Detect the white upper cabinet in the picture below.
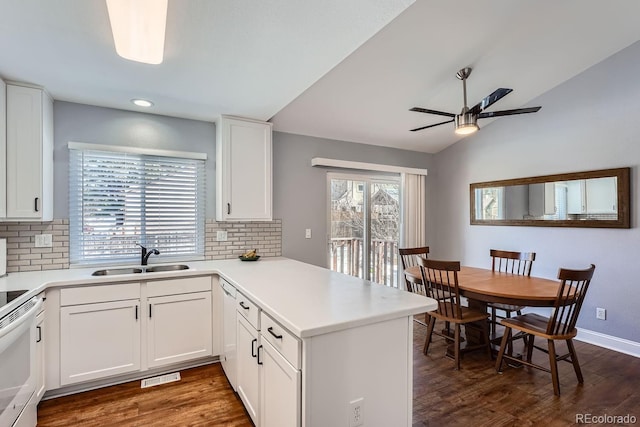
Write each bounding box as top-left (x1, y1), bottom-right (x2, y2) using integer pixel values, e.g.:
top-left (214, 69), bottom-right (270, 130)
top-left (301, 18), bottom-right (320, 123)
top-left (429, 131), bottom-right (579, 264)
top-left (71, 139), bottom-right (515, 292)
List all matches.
top-left (567, 177), bottom-right (617, 215)
top-left (216, 115), bottom-right (272, 221)
top-left (0, 78), bottom-right (6, 218)
top-left (585, 176), bottom-right (617, 214)
top-left (5, 83), bottom-right (53, 221)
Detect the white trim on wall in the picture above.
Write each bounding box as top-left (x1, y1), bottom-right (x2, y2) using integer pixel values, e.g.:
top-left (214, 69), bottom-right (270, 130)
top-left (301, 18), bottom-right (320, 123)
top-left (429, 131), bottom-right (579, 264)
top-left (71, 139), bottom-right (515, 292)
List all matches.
top-left (68, 141), bottom-right (208, 160)
top-left (312, 157), bottom-right (428, 176)
top-left (576, 328), bottom-right (640, 358)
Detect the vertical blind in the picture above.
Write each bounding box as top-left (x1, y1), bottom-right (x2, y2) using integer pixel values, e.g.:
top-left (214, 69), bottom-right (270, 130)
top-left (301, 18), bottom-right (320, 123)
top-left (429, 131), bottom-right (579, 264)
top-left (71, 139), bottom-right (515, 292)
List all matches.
top-left (69, 148), bottom-right (206, 264)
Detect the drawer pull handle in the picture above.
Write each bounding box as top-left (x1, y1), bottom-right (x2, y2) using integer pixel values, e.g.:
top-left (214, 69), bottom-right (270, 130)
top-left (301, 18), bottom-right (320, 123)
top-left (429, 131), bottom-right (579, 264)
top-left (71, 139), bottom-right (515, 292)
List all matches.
top-left (35, 197), bottom-right (39, 212)
top-left (267, 327), bottom-right (283, 340)
top-left (251, 338), bottom-right (257, 358)
top-left (239, 301), bottom-right (250, 310)
top-left (36, 326), bottom-right (42, 343)
top-left (135, 305), bottom-right (138, 320)
top-left (257, 345), bottom-right (263, 365)
top-left (227, 203), bottom-right (231, 215)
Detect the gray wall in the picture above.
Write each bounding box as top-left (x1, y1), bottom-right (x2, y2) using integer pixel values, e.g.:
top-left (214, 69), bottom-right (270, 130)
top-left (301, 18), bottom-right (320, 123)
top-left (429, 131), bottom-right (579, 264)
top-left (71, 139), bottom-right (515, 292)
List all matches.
top-left (273, 132), bottom-right (434, 267)
top-left (430, 41), bottom-right (640, 342)
top-left (53, 102), bottom-right (216, 218)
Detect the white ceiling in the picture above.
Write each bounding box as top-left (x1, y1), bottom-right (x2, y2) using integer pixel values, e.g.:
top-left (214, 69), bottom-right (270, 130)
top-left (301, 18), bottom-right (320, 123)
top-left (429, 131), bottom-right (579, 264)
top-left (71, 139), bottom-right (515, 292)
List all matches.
top-left (0, 0), bottom-right (412, 121)
top-left (2, 1), bottom-right (640, 154)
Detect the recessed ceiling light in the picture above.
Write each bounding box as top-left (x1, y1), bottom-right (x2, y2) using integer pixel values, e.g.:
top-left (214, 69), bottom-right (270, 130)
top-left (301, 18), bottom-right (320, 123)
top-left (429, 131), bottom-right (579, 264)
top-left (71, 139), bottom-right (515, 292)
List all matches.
top-left (131, 99), bottom-right (154, 107)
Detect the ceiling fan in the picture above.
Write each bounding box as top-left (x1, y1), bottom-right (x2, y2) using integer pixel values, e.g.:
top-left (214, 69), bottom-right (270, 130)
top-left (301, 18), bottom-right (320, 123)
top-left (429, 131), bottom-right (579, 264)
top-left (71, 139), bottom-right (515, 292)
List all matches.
top-left (409, 67), bottom-right (541, 135)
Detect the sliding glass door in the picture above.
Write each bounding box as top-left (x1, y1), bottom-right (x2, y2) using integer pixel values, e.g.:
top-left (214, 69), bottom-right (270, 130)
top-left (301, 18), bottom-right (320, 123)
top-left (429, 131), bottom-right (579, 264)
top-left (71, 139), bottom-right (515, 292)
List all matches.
top-left (328, 174), bottom-right (400, 287)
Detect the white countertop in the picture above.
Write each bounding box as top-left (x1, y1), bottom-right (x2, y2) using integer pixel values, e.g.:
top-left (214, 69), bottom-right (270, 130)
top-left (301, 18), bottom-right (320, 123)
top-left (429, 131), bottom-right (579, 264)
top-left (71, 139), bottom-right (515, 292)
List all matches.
top-left (0, 257), bottom-right (436, 338)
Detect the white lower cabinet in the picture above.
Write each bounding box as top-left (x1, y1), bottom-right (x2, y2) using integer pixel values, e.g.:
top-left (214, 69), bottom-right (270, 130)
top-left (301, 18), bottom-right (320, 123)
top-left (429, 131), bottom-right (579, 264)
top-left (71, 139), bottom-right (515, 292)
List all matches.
top-left (60, 299), bottom-right (141, 385)
top-left (35, 308), bottom-right (46, 402)
top-left (57, 277), bottom-right (213, 387)
top-left (220, 279), bottom-right (238, 390)
top-left (147, 291), bottom-right (212, 368)
top-left (260, 339), bottom-right (301, 427)
top-left (235, 293), bottom-right (301, 427)
top-left (237, 314), bottom-right (261, 425)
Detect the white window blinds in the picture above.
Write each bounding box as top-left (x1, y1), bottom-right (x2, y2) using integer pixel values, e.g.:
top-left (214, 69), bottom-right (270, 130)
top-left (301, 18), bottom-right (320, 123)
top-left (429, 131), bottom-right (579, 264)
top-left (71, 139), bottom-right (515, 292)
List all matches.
top-left (69, 147), bottom-right (206, 265)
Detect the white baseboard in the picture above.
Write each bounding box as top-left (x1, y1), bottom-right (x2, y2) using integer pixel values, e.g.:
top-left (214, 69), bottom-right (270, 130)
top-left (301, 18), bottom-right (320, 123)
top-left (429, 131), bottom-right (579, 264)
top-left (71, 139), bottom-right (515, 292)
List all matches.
top-left (576, 328), bottom-right (640, 358)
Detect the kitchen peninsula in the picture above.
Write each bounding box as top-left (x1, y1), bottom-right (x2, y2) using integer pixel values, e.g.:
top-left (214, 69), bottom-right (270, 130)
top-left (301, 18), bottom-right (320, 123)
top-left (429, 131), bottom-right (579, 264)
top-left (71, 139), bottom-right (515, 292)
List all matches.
top-left (0, 257), bottom-right (436, 427)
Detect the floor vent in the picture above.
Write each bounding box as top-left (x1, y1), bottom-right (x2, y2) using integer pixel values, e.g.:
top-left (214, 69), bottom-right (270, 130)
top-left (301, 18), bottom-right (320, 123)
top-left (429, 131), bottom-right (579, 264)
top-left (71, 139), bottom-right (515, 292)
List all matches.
top-left (141, 372), bottom-right (181, 388)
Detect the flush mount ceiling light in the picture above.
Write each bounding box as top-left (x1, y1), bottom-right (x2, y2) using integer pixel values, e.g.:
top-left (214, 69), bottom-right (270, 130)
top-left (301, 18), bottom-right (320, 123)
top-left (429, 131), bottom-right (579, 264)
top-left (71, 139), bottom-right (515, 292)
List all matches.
top-left (106, 0), bottom-right (168, 65)
top-left (131, 99), bottom-right (154, 107)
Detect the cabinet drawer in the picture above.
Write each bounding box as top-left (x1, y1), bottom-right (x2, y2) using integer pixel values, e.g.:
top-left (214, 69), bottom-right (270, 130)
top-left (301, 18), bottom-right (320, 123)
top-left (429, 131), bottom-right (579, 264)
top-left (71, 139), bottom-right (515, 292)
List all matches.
top-left (237, 292), bottom-right (259, 330)
top-left (260, 312), bottom-right (300, 369)
top-left (147, 276), bottom-right (212, 297)
top-left (60, 283), bottom-right (140, 306)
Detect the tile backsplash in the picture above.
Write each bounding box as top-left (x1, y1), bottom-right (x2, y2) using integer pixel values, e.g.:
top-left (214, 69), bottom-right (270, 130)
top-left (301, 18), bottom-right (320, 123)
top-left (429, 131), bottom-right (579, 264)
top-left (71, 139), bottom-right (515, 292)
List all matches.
top-left (0, 219), bottom-right (282, 273)
top-left (0, 219), bottom-right (70, 272)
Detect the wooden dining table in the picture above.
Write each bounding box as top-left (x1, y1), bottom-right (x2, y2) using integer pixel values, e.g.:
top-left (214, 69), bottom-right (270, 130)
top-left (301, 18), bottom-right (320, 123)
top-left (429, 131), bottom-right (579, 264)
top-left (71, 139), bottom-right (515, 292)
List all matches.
top-left (404, 265), bottom-right (562, 352)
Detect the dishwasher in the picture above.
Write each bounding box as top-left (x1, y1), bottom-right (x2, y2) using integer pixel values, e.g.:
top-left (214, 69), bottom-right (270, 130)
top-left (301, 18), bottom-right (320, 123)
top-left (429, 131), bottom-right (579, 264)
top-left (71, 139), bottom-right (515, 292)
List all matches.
top-left (220, 279), bottom-right (237, 391)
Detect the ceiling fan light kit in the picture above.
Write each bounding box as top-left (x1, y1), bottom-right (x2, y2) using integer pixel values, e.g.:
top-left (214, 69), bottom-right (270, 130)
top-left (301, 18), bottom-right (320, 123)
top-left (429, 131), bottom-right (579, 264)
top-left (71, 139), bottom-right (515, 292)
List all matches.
top-left (106, 0), bottom-right (168, 65)
top-left (410, 67), bottom-right (541, 135)
top-left (454, 112), bottom-right (478, 135)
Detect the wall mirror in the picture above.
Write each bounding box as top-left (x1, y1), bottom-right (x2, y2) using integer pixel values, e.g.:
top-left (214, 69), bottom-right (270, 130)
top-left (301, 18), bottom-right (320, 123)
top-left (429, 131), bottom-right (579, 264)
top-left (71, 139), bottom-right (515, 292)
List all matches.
top-left (470, 167), bottom-right (630, 228)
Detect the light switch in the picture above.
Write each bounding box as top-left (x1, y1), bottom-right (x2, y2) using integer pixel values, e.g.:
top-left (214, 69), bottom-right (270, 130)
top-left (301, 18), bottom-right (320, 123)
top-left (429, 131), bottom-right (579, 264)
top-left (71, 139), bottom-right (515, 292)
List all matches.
top-left (305, 228), bottom-right (312, 239)
top-left (216, 231), bottom-right (228, 241)
top-left (35, 234), bottom-right (53, 248)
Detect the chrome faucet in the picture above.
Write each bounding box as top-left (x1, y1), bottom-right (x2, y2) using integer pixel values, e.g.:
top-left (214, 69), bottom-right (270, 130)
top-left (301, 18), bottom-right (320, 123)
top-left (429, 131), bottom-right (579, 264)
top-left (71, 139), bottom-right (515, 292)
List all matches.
top-left (136, 243), bottom-right (160, 266)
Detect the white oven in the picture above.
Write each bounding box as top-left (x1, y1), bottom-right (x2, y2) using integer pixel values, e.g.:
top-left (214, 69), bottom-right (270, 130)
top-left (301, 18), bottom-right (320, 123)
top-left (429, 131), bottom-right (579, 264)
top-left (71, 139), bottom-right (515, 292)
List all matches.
top-left (0, 296), bottom-right (42, 427)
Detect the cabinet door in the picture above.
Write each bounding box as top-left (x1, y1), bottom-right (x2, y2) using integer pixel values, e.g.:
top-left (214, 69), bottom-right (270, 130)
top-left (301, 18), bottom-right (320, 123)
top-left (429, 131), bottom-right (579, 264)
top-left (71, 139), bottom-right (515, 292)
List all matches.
top-left (585, 177), bottom-right (617, 214)
top-left (217, 116), bottom-right (272, 221)
top-left (6, 84), bottom-right (51, 219)
top-left (0, 78), bottom-right (6, 218)
top-left (566, 179), bottom-right (586, 214)
top-left (221, 282), bottom-right (238, 390)
top-left (147, 291), bottom-right (213, 368)
top-left (260, 340), bottom-right (301, 427)
top-left (35, 310), bottom-right (46, 402)
top-left (60, 299), bottom-right (141, 385)
top-left (237, 315), bottom-right (260, 426)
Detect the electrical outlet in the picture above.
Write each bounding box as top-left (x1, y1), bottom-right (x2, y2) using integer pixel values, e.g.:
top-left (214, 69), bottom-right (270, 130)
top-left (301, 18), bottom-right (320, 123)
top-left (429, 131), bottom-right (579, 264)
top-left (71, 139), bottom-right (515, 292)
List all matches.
top-left (216, 231), bottom-right (228, 242)
top-left (349, 398), bottom-right (364, 427)
top-left (35, 234), bottom-right (53, 248)
top-left (596, 307), bottom-right (606, 320)
top-left (305, 228), bottom-right (312, 239)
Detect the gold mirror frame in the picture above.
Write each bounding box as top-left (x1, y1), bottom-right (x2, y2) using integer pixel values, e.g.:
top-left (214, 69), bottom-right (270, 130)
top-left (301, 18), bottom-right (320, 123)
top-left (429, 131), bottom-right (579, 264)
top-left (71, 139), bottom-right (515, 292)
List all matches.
top-left (470, 167), bottom-right (630, 228)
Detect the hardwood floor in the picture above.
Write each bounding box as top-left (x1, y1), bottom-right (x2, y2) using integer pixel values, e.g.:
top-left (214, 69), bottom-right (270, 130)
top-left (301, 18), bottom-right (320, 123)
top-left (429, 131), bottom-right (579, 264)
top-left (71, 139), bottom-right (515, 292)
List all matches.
top-left (38, 325), bottom-right (640, 426)
top-left (37, 364), bottom-right (252, 427)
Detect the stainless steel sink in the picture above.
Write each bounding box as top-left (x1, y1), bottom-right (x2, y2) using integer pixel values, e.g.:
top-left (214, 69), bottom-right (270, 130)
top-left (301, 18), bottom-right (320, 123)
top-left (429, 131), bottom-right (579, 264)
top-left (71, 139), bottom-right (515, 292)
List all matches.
top-left (92, 267), bottom-right (143, 276)
top-left (144, 264), bottom-right (190, 273)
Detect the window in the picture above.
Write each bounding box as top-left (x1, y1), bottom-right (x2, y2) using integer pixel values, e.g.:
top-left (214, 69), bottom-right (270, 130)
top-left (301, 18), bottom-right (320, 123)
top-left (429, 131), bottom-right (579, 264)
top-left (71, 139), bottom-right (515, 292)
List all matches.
top-left (69, 143), bottom-right (206, 265)
top-left (475, 187), bottom-right (505, 220)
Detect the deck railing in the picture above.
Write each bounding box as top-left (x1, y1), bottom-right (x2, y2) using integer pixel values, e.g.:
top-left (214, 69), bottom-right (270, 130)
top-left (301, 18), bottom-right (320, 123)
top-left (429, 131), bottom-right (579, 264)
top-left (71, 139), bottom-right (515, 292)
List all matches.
top-left (330, 238), bottom-right (399, 288)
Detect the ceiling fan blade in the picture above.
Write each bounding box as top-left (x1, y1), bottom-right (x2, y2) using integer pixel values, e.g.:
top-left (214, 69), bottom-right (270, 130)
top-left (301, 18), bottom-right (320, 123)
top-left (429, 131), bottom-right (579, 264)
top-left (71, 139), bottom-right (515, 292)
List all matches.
top-left (410, 119), bottom-right (454, 132)
top-left (469, 88), bottom-right (513, 114)
top-left (410, 107), bottom-right (456, 118)
top-left (478, 106), bottom-right (541, 118)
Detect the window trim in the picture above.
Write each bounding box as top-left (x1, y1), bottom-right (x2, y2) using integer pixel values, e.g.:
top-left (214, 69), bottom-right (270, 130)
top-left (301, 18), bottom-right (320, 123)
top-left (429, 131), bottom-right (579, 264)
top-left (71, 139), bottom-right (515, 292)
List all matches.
top-left (68, 141), bottom-right (207, 161)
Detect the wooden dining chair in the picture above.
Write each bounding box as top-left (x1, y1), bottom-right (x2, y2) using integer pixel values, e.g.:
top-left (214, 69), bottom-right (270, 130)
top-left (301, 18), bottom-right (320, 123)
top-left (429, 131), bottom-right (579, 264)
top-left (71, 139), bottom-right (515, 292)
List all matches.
top-left (495, 264), bottom-right (595, 395)
top-left (488, 249), bottom-right (537, 338)
top-left (399, 247), bottom-right (430, 327)
top-left (399, 246), bottom-right (430, 293)
top-left (420, 260), bottom-right (491, 370)
top-left (400, 246), bottom-right (430, 305)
